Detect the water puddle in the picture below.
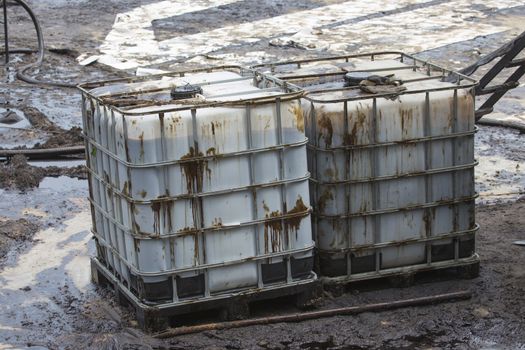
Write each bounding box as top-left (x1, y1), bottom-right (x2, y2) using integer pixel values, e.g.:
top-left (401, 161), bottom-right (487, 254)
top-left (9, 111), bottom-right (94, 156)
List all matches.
top-left (0, 107), bottom-right (47, 150)
top-left (39, 176), bottom-right (87, 192)
top-left (29, 159), bottom-right (86, 168)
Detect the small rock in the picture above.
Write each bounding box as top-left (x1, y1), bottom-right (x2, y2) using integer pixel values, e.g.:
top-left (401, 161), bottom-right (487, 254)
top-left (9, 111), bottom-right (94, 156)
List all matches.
top-left (20, 286), bottom-right (31, 292)
top-left (258, 340), bottom-right (268, 347)
top-left (0, 110), bottom-right (22, 124)
top-left (473, 306), bottom-right (490, 318)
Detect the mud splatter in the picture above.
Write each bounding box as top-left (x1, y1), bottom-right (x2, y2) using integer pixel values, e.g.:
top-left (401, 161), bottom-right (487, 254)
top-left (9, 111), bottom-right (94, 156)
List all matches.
top-left (0, 155), bottom-right (44, 190)
top-left (317, 113), bottom-right (333, 148)
top-left (0, 219), bottom-right (39, 260)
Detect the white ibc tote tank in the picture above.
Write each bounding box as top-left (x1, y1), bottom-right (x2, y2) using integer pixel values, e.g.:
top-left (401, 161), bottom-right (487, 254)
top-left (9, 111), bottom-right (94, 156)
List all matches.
top-left (254, 53), bottom-right (479, 281)
top-left (80, 67), bottom-right (316, 303)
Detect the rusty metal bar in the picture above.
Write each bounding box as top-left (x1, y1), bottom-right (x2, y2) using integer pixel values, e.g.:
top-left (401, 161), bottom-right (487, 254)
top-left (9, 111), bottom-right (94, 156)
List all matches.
top-left (318, 223), bottom-right (478, 254)
top-left (310, 101), bottom-right (319, 245)
top-left (316, 193), bottom-right (477, 220)
top-left (424, 91), bottom-right (432, 265)
top-left (311, 161), bottom-right (478, 186)
top-left (90, 195), bottom-right (310, 239)
top-left (92, 256), bottom-right (317, 312)
top-left (343, 100), bottom-right (352, 278)
top-left (81, 103), bottom-right (474, 172)
top-left (507, 57), bottom-right (525, 68)
top-left (252, 52), bottom-right (476, 99)
top-left (83, 127), bottom-right (308, 168)
top-left (322, 254), bottom-right (478, 284)
top-left (245, 104), bottom-right (263, 288)
top-left (477, 81), bottom-right (520, 95)
top-left (3, 0), bottom-right (8, 64)
top-left (171, 268), bottom-right (179, 303)
top-left (371, 97), bottom-right (380, 272)
top-left (93, 230), bottom-right (315, 278)
top-left (88, 168), bottom-right (310, 205)
top-left (452, 89), bottom-right (459, 261)
top-left (78, 67), bottom-right (304, 116)
top-left (476, 63), bottom-right (525, 120)
top-left (154, 290), bottom-right (472, 338)
top-left (97, 75), bottom-right (254, 99)
top-left (476, 31), bottom-right (525, 91)
top-left (80, 65), bottom-right (247, 88)
top-left (303, 85), bottom-right (475, 104)
top-left (89, 189), bottom-right (476, 242)
top-left (251, 51), bottom-right (404, 70)
top-left (308, 128), bottom-right (477, 152)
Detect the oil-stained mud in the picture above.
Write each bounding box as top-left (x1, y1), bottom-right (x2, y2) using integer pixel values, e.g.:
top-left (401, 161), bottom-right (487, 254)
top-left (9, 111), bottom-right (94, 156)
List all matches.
top-left (0, 155), bottom-right (87, 190)
top-left (0, 154), bottom-right (45, 190)
top-left (0, 218), bottom-right (39, 260)
top-left (0, 106), bottom-right (84, 150)
top-left (34, 126), bottom-right (84, 149)
top-left (41, 164), bottom-right (88, 180)
top-left (165, 200), bottom-right (525, 350)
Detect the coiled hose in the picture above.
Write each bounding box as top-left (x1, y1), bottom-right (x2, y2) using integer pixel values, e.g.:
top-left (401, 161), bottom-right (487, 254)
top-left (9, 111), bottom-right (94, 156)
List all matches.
top-left (2, 0), bottom-right (76, 88)
top-left (0, 0), bottom-right (83, 160)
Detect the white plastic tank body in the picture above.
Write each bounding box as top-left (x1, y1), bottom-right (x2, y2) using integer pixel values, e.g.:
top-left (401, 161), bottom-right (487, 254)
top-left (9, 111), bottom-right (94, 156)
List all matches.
top-left (254, 53), bottom-right (479, 280)
top-left (79, 67), bottom-right (316, 304)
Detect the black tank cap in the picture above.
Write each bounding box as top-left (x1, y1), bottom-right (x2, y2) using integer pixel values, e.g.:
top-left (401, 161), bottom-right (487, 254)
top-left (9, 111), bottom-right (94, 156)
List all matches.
top-left (170, 84), bottom-right (203, 100)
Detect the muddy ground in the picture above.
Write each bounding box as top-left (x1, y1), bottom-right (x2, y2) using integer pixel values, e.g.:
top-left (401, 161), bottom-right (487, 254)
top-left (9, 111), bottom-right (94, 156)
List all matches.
top-left (1, 198), bottom-right (523, 349)
top-left (0, 154), bottom-right (86, 190)
top-left (1, 0), bottom-right (525, 349)
top-left (164, 201), bottom-right (525, 350)
top-left (0, 218), bottom-right (39, 261)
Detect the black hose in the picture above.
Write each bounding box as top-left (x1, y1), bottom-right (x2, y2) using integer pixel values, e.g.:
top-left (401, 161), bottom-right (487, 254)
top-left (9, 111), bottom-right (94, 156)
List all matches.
top-left (3, 0), bottom-right (77, 88)
top-left (477, 118), bottom-right (525, 133)
top-left (0, 48), bottom-right (37, 54)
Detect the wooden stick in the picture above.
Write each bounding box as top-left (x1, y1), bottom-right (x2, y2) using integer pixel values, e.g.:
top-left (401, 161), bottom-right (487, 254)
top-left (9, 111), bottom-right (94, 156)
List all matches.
top-left (154, 290), bottom-right (471, 338)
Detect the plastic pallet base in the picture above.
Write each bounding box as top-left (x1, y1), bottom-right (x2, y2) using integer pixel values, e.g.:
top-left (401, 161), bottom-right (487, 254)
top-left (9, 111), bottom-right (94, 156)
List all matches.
top-left (91, 258), bottom-right (321, 332)
top-left (320, 254), bottom-right (480, 294)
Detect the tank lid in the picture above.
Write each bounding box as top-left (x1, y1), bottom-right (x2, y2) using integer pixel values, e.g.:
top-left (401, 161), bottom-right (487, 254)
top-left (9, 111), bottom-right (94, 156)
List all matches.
top-left (170, 84), bottom-right (203, 100)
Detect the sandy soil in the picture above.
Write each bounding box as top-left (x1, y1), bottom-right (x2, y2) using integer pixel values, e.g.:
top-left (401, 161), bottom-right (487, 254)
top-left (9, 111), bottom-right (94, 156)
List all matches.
top-left (0, 1), bottom-right (524, 349)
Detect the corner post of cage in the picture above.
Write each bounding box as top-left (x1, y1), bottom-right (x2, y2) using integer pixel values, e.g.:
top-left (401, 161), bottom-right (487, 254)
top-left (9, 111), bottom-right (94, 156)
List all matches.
top-left (423, 91), bottom-right (433, 265)
top-left (343, 100), bottom-right (353, 278)
top-left (274, 97), bottom-right (291, 282)
top-left (3, 0), bottom-right (8, 64)
top-left (371, 97), bottom-right (381, 272)
top-left (309, 101), bottom-right (319, 245)
top-left (245, 103), bottom-right (263, 288)
top-left (451, 89), bottom-right (459, 261)
top-left (189, 107), bottom-right (208, 297)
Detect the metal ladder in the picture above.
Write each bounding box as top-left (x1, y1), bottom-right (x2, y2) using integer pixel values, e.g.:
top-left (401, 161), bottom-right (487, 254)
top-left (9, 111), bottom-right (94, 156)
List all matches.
top-left (457, 31), bottom-right (525, 121)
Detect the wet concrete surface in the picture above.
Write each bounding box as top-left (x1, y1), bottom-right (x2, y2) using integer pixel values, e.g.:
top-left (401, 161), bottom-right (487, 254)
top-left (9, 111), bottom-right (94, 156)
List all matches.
top-left (0, 0), bottom-right (524, 349)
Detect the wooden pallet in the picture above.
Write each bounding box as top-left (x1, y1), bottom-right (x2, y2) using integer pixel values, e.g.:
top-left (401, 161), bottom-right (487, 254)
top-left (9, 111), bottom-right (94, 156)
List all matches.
top-left (91, 257), bottom-right (322, 332)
